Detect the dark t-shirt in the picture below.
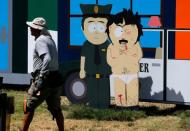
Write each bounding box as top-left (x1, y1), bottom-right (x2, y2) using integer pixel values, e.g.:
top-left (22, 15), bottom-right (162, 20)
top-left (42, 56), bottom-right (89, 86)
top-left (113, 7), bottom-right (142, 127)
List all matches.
top-left (81, 40), bottom-right (111, 75)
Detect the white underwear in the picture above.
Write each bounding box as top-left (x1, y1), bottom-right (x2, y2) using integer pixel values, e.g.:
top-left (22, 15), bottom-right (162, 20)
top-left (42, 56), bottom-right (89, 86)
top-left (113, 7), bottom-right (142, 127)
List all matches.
top-left (109, 74), bottom-right (138, 97)
top-left (110, 74), bottom-right (138, 84)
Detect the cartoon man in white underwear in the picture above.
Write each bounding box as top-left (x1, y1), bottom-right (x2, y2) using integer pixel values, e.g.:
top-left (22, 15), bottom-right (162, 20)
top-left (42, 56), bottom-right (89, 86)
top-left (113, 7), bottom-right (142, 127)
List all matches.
top-left (106, 9), bottom-right (143, 107)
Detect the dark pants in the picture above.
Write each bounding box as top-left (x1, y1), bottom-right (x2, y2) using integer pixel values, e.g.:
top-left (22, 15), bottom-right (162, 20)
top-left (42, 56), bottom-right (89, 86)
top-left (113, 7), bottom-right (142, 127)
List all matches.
top-left (86, 77), bottom-right (110, 109)
top-left (27, 71), bottom-right (62, 116)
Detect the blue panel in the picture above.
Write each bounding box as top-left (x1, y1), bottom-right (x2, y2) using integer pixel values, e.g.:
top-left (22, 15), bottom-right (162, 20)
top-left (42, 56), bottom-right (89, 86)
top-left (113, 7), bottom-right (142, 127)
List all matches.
top-left (133, 0), bottom-right (161, 15)
top-left (70, 0), bottom-right (96, 15)
top-left (0, 44), bottom-right (8, 70)
top-left (99, 0), bottom-right (130, 14)
top-left (70, 17), bottom-right (86, 46)
top-left (0, 0), bottom-right (9, 71)
top-left (140, 31), bottom-right (161, 48)
top-left (141, 18), bottom-right (150, 28)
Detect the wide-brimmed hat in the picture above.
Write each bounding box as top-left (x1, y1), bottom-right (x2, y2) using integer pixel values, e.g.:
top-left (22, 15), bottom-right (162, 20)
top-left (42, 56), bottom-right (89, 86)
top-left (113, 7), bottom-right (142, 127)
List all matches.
top-left (26, 17), bottom-right (47, 30)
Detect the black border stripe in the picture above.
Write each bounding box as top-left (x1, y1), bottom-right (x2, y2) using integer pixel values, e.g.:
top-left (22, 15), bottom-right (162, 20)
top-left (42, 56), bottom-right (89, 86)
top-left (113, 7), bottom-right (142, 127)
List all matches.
top-left (12, 0), bottom-right (28, 73)
top-left (162, 0), bottom-right (176, 101)
top-left (163, 28), bottom-right (167, 101)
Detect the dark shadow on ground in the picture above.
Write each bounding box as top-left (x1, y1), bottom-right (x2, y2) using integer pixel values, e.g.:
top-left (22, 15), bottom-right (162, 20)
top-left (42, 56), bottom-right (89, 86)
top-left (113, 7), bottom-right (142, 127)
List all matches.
top-left (109, 104), bottom-right (190, 117)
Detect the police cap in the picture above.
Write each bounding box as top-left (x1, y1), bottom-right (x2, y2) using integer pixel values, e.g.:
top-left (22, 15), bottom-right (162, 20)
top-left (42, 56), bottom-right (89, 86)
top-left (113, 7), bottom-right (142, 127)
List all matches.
top-left (80, 4), bottom-right (112, 16)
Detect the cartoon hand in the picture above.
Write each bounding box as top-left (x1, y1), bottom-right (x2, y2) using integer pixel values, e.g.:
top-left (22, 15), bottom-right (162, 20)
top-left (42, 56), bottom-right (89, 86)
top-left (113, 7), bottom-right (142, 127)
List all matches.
top-left (126, 49), bottom-right (137, 57)
top-left (79, 70), bottom-right (86, 79)
top-left (119, 49), bottom-right (126, 55)
top-left (119, 45), bottom-right (127, 54)
top-left (110, 47), bottom-right (120, 58)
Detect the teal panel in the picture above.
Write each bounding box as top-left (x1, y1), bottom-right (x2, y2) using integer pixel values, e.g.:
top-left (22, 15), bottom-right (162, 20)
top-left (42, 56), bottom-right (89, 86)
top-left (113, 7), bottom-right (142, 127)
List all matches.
top-left (28, 0), bottom-right (57, 30)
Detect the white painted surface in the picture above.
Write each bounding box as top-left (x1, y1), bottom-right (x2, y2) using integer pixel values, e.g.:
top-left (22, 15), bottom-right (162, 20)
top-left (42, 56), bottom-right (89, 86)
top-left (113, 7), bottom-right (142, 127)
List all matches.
top-left (139, 58), bottom-right (164, 100)
top-left (0, 73), bottom-right (31, 85)
top-left (167, 60), bottom-right (190, 103)
top-left (27, 28), bottom-right (58, 73)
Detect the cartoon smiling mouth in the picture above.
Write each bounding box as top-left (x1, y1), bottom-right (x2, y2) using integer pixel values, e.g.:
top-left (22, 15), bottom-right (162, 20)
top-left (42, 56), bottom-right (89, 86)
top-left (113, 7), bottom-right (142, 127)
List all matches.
top-left (119, 39), bottom-right (128, 45)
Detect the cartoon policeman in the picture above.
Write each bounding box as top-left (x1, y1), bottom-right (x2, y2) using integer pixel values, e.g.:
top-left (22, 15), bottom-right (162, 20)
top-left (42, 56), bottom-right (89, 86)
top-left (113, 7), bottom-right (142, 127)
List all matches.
top-left (79, 4), bottom-right (112, 108)
top-left (106, 9), bottom-right (143, 107)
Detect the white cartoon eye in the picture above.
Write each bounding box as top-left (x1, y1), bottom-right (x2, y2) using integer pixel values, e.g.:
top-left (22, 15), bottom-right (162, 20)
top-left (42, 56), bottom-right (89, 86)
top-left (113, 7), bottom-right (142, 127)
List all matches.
top-left (96, 23), bottom-right (106, 33)
top-left (88, 23), bottom-right (96, 33)
top-left (114, 27), bottom-right (123, 37)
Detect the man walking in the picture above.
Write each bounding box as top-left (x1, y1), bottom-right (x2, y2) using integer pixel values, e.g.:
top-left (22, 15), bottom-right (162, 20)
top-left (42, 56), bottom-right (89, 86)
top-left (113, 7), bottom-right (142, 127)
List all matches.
top-left (20, 17), bottom-right (64, 131)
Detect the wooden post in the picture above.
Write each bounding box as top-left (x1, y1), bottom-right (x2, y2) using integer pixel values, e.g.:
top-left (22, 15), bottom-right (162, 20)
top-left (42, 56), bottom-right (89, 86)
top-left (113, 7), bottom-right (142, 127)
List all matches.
top-left (0, 93), bottom-right (7, 131)
top-left (0, 77), bottom-right (14, 131)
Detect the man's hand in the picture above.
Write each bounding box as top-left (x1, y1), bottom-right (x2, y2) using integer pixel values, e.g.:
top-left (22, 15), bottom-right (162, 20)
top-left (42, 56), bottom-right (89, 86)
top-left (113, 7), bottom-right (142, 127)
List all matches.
top-left (35, 77), bottom-right (43, 89)
top-left (79, 70), bottom-right (86, 79)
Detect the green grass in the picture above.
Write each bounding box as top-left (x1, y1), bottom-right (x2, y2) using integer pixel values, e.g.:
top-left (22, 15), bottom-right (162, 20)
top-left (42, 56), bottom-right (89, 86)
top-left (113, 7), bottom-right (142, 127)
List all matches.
top-left (4, 90), bottom-right (49, 122)
top-left (177, 110), bottom-right (190, 129)
top-left (67, 104), bottom-right (147, 121)
top-left (6, 90), bottom-right (27, 118)
top-left (3, 90), bottom-right (190, 130)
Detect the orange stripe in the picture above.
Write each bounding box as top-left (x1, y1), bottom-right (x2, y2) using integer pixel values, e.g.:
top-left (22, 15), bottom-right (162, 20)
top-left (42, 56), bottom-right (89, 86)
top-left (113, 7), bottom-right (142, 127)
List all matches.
top-left (175, 0), bottom-right (190, 59)
top-left (175, 32), bottom-right (190, 59)
top-left (176, 0), bottom-right (190, 28)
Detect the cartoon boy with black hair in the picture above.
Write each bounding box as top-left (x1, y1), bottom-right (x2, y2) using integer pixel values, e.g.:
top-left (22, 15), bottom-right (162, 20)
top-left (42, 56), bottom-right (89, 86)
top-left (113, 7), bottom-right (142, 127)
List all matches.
top-left (106, 9), bottom-right (143, 107)
top-left (79, 4), bottom-right (112, 108)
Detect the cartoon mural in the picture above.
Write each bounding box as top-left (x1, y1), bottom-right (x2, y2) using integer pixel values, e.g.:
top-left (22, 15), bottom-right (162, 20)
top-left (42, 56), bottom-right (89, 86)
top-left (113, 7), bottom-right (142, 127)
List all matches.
top-left (2, 0), bottom-right (190, 106)
top-left (79, 4), bottom-right (112, 108)
top-left (106, 9), bottom-right (143, 107)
